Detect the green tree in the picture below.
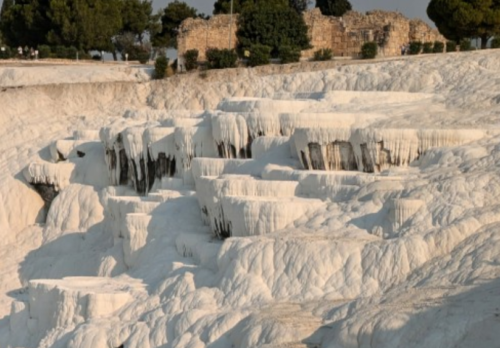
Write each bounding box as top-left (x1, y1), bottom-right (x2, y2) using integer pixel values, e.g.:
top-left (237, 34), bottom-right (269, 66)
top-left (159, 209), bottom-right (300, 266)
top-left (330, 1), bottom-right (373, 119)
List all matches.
top-left (121, 0), bottom-right (160, 44)
top-left (0, 0), bottom-right (13, 44)
top-left (0, 0), bottom-right (53, 47)
top-left (427, 0), bottom-right (500, 49)
top-left (114, 31), bottom-right (140, 60)
top-left (237, 2), bottom-right (310, 57)
top-left (154, 0), bottom-right (197, 49)
top-left (113, 0), bottom-right (160, 60)
top-left (213, 0), bottom-right (247, 14)
top-left (213, 0), bottom-right (288, 14)
top-left (316, 0), bottom-right (352, 16)
top-left (47, 0), bottom-right (122, 51)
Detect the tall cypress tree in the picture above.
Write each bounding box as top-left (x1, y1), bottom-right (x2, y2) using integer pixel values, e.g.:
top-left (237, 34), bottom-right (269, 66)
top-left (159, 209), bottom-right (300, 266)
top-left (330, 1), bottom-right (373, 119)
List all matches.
top-left (316, 0), bottom-right (352, 17)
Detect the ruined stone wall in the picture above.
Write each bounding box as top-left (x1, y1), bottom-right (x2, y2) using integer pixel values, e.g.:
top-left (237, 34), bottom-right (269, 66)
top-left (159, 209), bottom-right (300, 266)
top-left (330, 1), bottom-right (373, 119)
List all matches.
top-left (177, 15), bottom-right (237, 65)
top-left (409, 19), bottom-right (444, 43)
top-left (177, 9), bottom-right (445, 62)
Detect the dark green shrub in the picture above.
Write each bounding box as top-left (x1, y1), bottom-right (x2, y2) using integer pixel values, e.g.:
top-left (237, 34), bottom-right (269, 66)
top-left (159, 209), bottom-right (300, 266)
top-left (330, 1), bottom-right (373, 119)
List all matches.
top-left (51, 46), bottom-right (78, 59)
top-left (0, 46), bottom-right (11, 59)
top-left (66, 46), bottom-right (78, 59)
top-left (361, 42), bottom-right (378, 59)
top-left (37, 45), bottom-right (51, 59)
top-left (183, 49), bottom-right (199, 71)
top-left (122, 45), bottom-right (149, 63)
top-left (154, 56), bottom-right (169, 79)
top-left (491, 37), bottom-right (500, 49)
top-left (92, 54), bottom-right (102, 61)
top-left (408, 41), bottom-right (422, 55)
top-left (433, 41), bottom-right (445, 53)
top-left (313, 48), bottom-right (333, 61)
top-left (446, 41), bottom-right (457, 52)
top-left (248, 44), bottom-right (271, 67)
top-left (278, 45), bottom-right (301, 64)
top-left (79, 52), bottom-right (92, 60)
top-left (206, 48), bottom-right (238, 69)
top-left (422, 42), bottom-right (433, 54)
top-left (460, 39), bottom-right (472, 51)
top-left (137, 50), bottom-right (150, 64)
top-left (54, 46), bottom-right (67, 59)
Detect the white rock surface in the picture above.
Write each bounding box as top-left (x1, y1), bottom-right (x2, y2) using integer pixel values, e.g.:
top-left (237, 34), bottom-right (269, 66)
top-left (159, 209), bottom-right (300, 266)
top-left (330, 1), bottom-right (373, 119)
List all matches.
top-left (2, 51), bottom-right (500, 348)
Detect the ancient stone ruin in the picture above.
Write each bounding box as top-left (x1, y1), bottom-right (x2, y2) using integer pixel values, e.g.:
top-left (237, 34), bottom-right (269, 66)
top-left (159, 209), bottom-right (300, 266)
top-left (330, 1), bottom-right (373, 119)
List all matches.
top-left (177, 9), bottom-right (445, 63)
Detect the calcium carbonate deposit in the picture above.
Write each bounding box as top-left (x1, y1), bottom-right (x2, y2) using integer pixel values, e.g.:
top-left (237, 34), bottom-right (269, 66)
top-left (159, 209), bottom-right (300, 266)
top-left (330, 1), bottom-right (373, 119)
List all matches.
top-left (2, 51), bottom-right (500, 348)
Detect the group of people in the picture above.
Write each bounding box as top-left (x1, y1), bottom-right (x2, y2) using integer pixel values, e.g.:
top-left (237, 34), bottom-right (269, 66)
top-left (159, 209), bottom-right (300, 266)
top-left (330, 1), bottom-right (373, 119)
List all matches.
top-left (17, 46), bottom-right (38, 60)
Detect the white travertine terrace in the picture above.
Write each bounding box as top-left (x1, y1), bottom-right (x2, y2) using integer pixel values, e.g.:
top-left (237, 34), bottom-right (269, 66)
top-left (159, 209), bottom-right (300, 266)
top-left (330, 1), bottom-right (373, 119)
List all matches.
top-left (106, 196), bottom-right (159, 240)
top-left (27, 277), bottom-right (144, 336)
top-left (4, 51), bottom-right (500, 348)
top-left (293, 127), bottom-right (485, 172)
top-left (73, 130), bottom-right (101, 141)
top-left (191, 158), bottom-right (254, 179)
top-left (211, 113), bottom-right (250, 158)
top-left (122, 213), bottom-right (152, 268)
top-left (22, 162), bottom-right (75, 190)
top-left (251, 136), bottom-right (292, 159)
top-left (221, 196), bottom-right (325, 237)
top-left (174, 126), bottom-right (218, 184)
top-left (279, 112), bottom-right (385, 136)
top-left (195, 176), bottom-right (301, 238)
top-left (217, 98), bottom-right (314, 114)
top-left (388, 199), bottom-right (425, 236)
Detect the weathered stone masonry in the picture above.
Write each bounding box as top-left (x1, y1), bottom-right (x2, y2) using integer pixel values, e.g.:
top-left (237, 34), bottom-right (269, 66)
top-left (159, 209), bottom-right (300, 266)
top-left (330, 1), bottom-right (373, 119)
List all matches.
top-left (177, 9), bottom-right (445, 63)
